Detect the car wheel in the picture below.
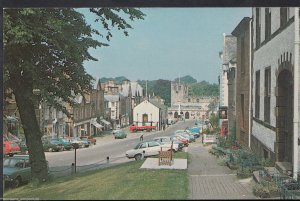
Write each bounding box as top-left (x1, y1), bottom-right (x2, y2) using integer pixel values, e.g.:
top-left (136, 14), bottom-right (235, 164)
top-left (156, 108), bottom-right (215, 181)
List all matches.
top-left (134, 154), bottom-right (142, 161)
top-left (133, 129), bottom-right (137, 133)
top-left (11, 176), bottom-right (22, 188)
top-left (94, 142), bottom-right (96, 145)
top-left (8, 153), bottom-right (14, 157)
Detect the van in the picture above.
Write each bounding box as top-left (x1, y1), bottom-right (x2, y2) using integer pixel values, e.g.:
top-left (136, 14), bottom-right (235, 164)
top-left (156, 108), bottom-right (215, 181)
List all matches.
top-left (3, 141), bottom-right (21, 156)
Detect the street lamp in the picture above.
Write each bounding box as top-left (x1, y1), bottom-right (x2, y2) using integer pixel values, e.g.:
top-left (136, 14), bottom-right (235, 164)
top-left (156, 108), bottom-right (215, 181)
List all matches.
top-left (136, 113), bottom-right (138, 126)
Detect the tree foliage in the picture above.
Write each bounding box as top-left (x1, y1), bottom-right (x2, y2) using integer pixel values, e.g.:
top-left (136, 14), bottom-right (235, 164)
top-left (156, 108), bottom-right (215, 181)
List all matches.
top-left (189, 81), bottom-right (219, 97)
top-left (100, 76), bottom-right (129, 85)
top-left (174, 75), bottom-right (197, 84)
top-left (4, 8), bottom-right (145, 183)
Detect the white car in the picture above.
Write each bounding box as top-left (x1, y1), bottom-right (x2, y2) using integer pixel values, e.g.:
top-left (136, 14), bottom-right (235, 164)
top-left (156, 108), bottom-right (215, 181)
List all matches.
top-left (152, 136), bottom-right (184, 151)
top-left (125, 141), bottom-right (178, 160)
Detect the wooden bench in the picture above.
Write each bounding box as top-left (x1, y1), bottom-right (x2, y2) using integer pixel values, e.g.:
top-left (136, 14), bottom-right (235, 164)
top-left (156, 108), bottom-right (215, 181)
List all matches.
top-left (158, 141), bottom-right (173, 166)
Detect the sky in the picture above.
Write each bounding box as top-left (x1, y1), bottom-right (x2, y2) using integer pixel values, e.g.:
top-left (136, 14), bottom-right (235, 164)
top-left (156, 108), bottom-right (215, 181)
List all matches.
top-left (80, 8), bottom-right (252, 84)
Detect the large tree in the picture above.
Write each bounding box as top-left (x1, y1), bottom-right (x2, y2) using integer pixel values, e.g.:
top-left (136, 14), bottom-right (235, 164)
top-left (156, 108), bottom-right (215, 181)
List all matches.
top-left (4, 8), bottom-right (144, 182)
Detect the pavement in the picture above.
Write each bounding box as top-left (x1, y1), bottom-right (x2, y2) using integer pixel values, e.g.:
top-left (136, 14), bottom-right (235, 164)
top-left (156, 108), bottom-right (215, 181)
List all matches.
top-left (187, 139), bottom-right (257, 200)
top-left (140, 158), bottom-right (187, 170)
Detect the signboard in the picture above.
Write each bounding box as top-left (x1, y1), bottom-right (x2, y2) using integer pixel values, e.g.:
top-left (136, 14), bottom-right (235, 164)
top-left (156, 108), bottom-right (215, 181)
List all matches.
top-left (203, 134), bottom-right (217, 144)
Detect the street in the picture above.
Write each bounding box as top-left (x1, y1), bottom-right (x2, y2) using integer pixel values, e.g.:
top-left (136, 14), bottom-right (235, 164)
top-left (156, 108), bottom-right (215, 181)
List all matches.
top-left (46, 120), bottom-right (195, 168)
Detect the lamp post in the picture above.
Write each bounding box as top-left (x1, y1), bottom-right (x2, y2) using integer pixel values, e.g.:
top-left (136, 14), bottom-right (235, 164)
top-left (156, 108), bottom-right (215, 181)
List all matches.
top-left (150, 113), bottom-right (152, 126)
top-left (136, 113), bottom-right (138, 126)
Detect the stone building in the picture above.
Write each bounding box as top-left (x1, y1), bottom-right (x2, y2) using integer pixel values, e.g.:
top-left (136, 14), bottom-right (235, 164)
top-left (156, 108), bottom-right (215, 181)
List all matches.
top-left (101, 79), bottom-right (144, 127)
top-left (168, 81), bottom-right (214, 122)
top-left (218, 34), bottom-right (237, 134)
top-left (72, 79), bottom-right (105, 137)
top-left (251, 7), bottom-right (300, 179)
top-left (231, 17), bottom-right (252, 147)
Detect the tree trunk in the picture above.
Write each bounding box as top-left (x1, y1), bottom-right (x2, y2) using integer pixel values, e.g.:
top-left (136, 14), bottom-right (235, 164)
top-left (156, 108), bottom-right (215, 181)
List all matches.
top-left (13, 83), bottom-right (48, 183)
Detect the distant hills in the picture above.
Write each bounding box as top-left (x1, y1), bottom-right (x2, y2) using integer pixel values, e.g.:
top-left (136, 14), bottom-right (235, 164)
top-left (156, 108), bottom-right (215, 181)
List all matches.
top-left (100, 75), bottom-right (219, 107)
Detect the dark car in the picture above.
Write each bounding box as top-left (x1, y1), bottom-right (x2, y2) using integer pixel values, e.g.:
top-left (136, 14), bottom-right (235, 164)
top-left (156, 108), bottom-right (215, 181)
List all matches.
top-left (18, 142), bottom-right (28, 154)
top-left (43, 140), bottom-right (63, 152)
top-left (52, 138), bottom-right (72, 151)
top-left (80, 136), bottom-right (96, 145)
top-left (4, 155), bottom-right (49, 188)
top-left (114, 130), bottom-right (127, 139)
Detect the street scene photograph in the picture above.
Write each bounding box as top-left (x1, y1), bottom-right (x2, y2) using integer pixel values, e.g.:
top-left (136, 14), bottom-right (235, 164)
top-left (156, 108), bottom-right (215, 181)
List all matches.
top-left (3, 5), bottom-right (300, 200)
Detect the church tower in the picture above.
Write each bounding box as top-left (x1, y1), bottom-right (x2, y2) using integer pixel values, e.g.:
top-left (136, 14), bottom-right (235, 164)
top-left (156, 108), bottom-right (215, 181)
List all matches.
top-left (171, 81), bottom-right (189, 105)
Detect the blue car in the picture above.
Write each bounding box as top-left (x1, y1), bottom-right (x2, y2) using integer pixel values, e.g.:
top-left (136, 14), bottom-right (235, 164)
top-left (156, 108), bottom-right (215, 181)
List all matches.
top-left (187, 127), bottom-right (200, 138)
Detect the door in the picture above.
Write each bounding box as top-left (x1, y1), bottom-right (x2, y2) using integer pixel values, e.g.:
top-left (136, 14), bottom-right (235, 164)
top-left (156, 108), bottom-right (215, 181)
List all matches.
top-left (148, 141), bottom-right (161, 155)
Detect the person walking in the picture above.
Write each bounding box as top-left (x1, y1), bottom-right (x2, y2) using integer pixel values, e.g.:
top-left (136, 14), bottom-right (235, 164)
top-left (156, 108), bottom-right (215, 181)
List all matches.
top-left (140, 133), bottom-right (144, 141)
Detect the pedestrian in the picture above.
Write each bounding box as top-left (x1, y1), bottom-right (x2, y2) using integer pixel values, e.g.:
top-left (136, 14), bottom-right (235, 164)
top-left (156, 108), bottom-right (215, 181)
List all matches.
top-left (140, 133), bottom-right (144, 141)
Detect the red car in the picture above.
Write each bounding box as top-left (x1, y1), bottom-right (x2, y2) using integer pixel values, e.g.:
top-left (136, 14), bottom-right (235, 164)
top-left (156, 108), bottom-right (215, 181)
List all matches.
top-left (3, 141), bottom-right (21, 156)
top-left (171, 136), bottom-right (189, 147)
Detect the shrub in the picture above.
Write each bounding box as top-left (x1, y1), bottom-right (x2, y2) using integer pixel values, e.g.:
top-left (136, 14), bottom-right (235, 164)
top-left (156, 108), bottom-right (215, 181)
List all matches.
top-left (253, 181), bottom-right (280, 198)
top-left (253, 183), bottom-right (270, 198)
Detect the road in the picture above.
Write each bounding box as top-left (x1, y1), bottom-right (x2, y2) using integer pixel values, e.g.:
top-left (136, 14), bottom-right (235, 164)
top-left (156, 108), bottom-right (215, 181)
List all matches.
top-left (45, 120), bottom-right (195, 168)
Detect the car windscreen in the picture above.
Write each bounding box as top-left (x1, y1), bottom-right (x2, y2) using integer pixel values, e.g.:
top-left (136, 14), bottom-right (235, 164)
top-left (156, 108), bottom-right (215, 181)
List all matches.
top-left (134, 143), bottom-right (141, 149)
top-left (4, 158), bottom-right (25, 168)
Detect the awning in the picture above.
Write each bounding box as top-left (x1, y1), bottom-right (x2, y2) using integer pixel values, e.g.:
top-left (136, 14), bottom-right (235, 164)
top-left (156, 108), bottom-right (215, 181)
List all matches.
top-left (101, 119), bottom-right (111, 125)
top-left (91, 121), bottom-right (103, 129)
top-left (90, 118), bottom-right (103, 129)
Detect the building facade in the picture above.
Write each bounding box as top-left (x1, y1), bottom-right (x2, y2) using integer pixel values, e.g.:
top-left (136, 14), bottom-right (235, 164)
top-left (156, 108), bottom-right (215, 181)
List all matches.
top-left (251, 7), bottom-right (300, 178)
top-left (232, 17), bottom-right (252, 147)
top-left (133, 99), bottom-right (168, 130)
top-left (218, 34), bottom-right (237, 133)
top-left (168, 81), bottom-right (214, 122)
top-left (72, 79), bottom-right (105, 137)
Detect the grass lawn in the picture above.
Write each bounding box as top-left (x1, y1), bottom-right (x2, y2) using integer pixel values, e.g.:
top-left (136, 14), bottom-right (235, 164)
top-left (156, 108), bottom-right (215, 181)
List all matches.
top-left (4, 152), bottom-right (189, 200)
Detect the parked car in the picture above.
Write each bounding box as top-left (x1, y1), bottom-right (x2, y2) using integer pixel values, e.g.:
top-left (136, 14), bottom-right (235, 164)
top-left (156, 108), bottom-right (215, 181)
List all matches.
top-left (52, 138), bottom-right (72, 151)
top-left (114, 130), bottom-right (127, 139)
top-left (4, 155), bottom-right (49, 188)
top-left (187, 127), bottom-right (201, 138)
top-left (69, 137), bottom-right (84, 148)
top-left (125, 141), bottom-right (177, 160)
top-left (3, 141), bottom-right (21, 156)
top-left (152, 136), bottom-right (184, 151)
top-left (18, 142), bottom-right (28, 154)
top-left (171, 135), bottom-right (189, 147)
top-left (42, 140), bottom-right (63, 152)
top-left (72, 137), bottom-right (89, 148)
top-left (80, 136), bottom-right (96, 145)
top-left (80, 137), bottom-right (91, 147)
top-left (174, 132), bottom-right (194, 142)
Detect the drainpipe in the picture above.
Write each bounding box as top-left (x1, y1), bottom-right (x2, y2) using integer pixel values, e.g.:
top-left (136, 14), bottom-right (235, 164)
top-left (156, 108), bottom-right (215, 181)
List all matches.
top-left (249, 18), bottom-right (253, 148)
top-left (293, 7), bottom-right (299, 180)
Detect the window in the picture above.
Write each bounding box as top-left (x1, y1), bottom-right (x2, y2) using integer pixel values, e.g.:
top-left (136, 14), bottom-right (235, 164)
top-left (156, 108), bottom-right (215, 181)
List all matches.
top-left (148, 141), bottom-right (159, 147)
top-left (264, 68), bottom-right (271, 123)
top-left (241, 94), bottom-right (245, 128)
top-left (280, 7), bottom-right (288, 27)
top-left (196, 98), bottom-right (199, 103)
top-left (188, 98), bottom-right (191, 102)
top-left (241, 36), bottom-right (245, 74)
top-left (265, 8), bottom-right (271, 41)
top-left (255, 8), bottom-right (261, 47)
top-left (255, 71), bottom-right (260, 118)
top-left (139, 143), bottom-right (147, 149)
top-left (142, 114), bottom-right (148, 126)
